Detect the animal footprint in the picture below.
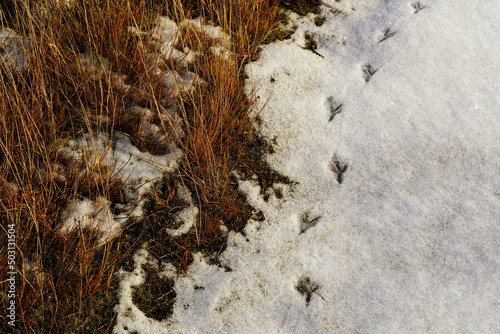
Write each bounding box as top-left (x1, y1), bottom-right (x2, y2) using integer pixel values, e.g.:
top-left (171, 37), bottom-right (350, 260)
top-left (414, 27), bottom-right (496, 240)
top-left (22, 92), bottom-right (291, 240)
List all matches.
top-left (300, 212), bottom-right (322, 234)
top-left (295, 277), bottom-right (324, 306)
top-left (330, 158), bottom-right (348, 184)
top-left (326, 96), bottom-right (343, 122)
top-left (304, 33), bottom-right (325, 58)
top-left (362, 63), bottom-right (378, 82)
top-left (379, 27), bottom-right (397, 42)
top-left (412, 2), bottom-right (426, 13)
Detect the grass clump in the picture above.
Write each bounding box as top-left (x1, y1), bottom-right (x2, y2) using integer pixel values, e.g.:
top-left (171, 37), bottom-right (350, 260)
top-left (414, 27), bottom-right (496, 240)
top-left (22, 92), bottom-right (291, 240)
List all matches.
top-left (0, 0), bottom-right (313, 332)
top-left (0, 1), bottom-right (170, 332)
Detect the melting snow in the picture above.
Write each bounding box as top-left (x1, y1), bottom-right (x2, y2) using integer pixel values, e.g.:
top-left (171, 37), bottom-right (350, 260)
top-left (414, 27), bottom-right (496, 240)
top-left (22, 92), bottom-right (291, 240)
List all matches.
top-left (57, 16), bottom-right (224, 242)
top-left (113, 0), bottom-right (500, 333)
top-left (3, 1), bottom-right (499, 332)
top-left (55, 13), bottom-right (237, 244)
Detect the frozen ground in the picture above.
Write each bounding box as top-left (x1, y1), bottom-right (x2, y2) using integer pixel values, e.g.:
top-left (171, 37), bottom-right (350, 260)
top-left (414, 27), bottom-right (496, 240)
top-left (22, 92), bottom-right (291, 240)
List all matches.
top-left (68, 0), bottom-right (499, 332)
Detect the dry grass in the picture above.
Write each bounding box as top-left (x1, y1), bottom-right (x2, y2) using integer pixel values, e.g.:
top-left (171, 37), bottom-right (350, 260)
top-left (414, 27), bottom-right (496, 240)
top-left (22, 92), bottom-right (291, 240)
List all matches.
top-left (0, 0), bottom-right (316, 332)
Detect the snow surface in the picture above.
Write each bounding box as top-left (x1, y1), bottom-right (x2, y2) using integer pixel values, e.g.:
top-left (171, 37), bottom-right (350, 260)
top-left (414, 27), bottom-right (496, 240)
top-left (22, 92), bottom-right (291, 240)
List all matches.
top-left (113, 0), bottom-right (500, 333)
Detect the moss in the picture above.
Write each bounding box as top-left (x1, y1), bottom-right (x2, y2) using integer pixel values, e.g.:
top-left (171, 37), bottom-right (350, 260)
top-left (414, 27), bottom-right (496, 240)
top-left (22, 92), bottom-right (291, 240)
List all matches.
top-left (279, 0), bottom-right (322, 16)
top-left (132, 264), bottom-right (176, 321)
top-left (238, 134), bottom-right (297, 199)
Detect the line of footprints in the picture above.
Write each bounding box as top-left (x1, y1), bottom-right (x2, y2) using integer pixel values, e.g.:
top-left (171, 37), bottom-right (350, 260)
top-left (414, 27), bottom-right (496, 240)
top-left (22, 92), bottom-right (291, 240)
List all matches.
top-left (362, 2), bottom-right (426, 82)
top-left (293, 4), bottom-right (427, 306)
top-left (280, 2), bottom-right (426, 307)
top-left (324, 1), bottom-right (426, 186)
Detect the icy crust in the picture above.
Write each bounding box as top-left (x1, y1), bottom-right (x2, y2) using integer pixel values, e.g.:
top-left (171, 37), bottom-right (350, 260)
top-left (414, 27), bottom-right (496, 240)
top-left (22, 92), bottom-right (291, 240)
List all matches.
top-left (57, 16), bottom-right (233, 242)
top-left (115, 0), bottom-right (500, 333)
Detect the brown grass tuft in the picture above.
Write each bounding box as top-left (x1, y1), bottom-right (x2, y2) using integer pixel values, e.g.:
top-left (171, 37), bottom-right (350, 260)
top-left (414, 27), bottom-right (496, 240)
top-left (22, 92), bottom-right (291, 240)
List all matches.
top-left (0, 0), bottom-right (318, 331)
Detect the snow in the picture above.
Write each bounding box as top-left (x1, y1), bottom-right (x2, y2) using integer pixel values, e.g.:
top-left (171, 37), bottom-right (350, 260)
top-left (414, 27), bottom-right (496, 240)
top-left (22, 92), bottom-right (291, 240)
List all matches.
top-left (0, 27), bottom-right (29, 73)
top-left (59, 131), bottom-right (183, 243)
top-left (112, 0), bottom-right (500, 333)
top-left (2, 0), bottom-right (498, 331)
top-left (165, 183), bottom-right (199, 237)
top-left (114, 247), bottom-right (161, 331)
top-left (60, 196), bottom-right (117, 240)
top-left (150, 16), bottom-right (232, 66)
top-left (56, 15), bottom-right (228, 242)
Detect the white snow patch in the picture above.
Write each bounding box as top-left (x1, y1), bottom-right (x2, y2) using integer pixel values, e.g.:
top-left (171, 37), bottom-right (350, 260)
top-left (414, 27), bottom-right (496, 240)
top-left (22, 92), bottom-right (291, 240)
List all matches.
top-left (59, 130), bottom-right (182, 239)
top-left (150, 16), bottom-right (232, 67)
top-left (166, 205), bottom-right (199, 237)
top-left (113, 247), bottom-right (160, 334)
top-left (165, 184), bottom-right (199, 237)
top-left (57, 16), bottom-right (233, 243)
top-left (60, 197), bottom-right (119, 243)
top-left (113, 0), bottom-right (500, 333)
top-left (183, 17), bottom-right (231, 46)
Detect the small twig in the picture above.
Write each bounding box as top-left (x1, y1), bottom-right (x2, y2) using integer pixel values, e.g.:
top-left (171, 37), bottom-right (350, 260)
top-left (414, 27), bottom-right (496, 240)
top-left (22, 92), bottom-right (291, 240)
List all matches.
top-left (304, 33), bottom-right (325, 58)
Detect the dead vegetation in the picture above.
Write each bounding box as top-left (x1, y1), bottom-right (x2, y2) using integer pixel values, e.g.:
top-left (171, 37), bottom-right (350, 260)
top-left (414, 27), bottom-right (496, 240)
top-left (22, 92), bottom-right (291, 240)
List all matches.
top-left (0, 0), bottom-right (320, 332)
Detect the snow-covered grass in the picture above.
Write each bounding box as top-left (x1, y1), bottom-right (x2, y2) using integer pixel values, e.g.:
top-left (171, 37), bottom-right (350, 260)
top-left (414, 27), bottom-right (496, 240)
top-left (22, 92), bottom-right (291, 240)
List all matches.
top-left (114, 0), bottom-right (500, 333)
top-left (0, 1), bottom-right (177, 330)
top-left (4, 0), bottom-right (499, 332)
top-left (0, 0), bottom-right (289, 332)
